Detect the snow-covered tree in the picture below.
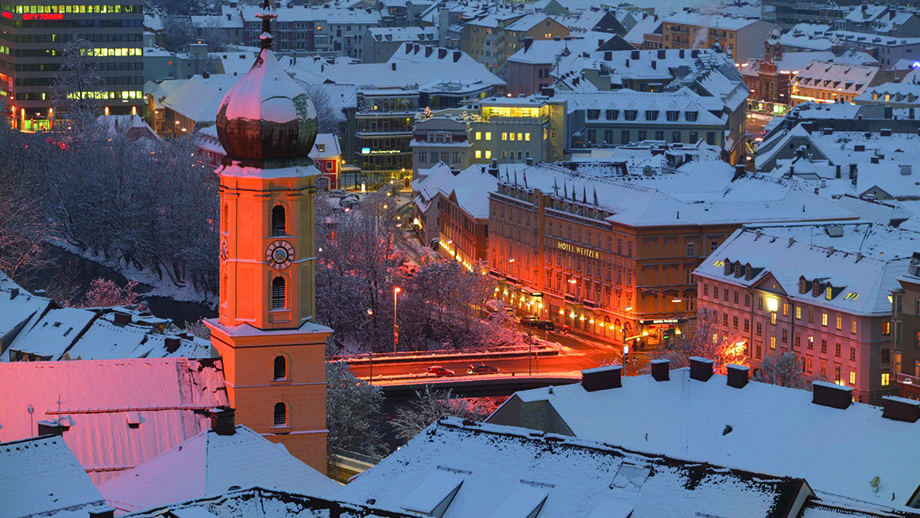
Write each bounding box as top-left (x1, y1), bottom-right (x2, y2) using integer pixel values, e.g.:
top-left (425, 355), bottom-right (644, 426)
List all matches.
top-left (51, 38), bottom-right (104, 129)
top-left (303, 84), bottom-right (341, 137)
top-left (161, 16), bottom-right (196, 52)
top-left (81, 278), bottom-right (141, 307)
top-left (659, 308), bottom-right (747, 374)
top-left (326, 361), bottom-right (387, 464)
top-left (755, 351), bottom-right (808, 389)
top-left (390, 384), bottom-right (490, 442)
top-left (184, 319), bottom-right (211, 339)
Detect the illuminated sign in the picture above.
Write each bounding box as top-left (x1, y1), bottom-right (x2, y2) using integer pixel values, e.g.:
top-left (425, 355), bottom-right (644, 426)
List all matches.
top-left (556, 241), bottom-right (600, 259)
top-left (23, 13), bottom-right (63, 20)
top-left (361, 147), bottom-right (371, 154)
top-left (1, 11), bottom-right (10, 18)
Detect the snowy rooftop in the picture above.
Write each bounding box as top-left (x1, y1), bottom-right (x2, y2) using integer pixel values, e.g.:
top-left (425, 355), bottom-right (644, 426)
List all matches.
top-left (662, 13), bottom-right (763, 30)
top-left (0, 284), bottom-right (51, 343)
top-left (495, 161), bottom-right (856, 227)
top-left (440, 165), bottom-right (498, 219)
top-left (0, 358), bottom-right (227, 484)
top-left (1, 436), bottom-right (105, 518)
top-left (124, 487), bottom-right (415, 518)
top-left (793, 61), bottom-right (880, 96)
top-left (556, 88), bottom-right (727, 125)
top-left (309, 133), bottom-right (341, 160)
top-left (99, 425), bottom-right (340, 513)
top-left (161, 75), bottom-right (240, 124)
top-left (489, 368), bottom-right (920, 510)
top-left (338, 416), bottom-right (892, 518)
top-left (695, 222), bottom-right (920, 316)
top-left (223, 4), bottom-right (382, 25)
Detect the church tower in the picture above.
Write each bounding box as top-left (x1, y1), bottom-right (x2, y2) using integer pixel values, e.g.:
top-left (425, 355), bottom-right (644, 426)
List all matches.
top-left (206, 1), bottom-right (332, 474)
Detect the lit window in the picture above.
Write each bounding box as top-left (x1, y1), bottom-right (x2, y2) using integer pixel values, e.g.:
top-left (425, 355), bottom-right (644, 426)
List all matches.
top-left (795, 307), bottom-right (801, 320)
top-left (475, 131), bottom-right (482, 140)
top-left (822, 313), bottom-right (828, 326)
top-left (851, 321), bottom-right (857, 334)
top-left (525, 133), bottom-right (531, 141)
top-left (770, 336), bottom-right (776, 349)
top-left (485, 150), bottom-right (492, 159)
top-left (882, 321), bottom-right (891, 335)
top-left (502, 132), bottom-right (507, 141)
top-left (882, 372), bottom-right (890, 386)
top-left (836, 316), bottom-right (842, 330)
top-left (485, 132), bottom-right (492, 141)
top-left (826, 286), bottom-right (832, 300)
top-left (771, 312), bottom-right (776, 325)
top-left (849, 371), bottom-right (856, 385)
top-left (475, 150), bottom-right (482, 159)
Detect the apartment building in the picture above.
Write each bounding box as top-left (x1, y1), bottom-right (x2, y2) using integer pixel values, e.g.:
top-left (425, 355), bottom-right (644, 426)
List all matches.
top-left (892, 255), bottom-right (920, 399)
top-left (790, 61), bottom-right (885, 105)
top-left (503, 14), bottom-right (570, 62)
top-left (0, 0), bottom-right (144, 131)
top-left (695, 222), bottom-right (920, 404)
top-left (460, 11), bottom-right (523, 72)
top-left (661, 14), bottom-right (775, 64)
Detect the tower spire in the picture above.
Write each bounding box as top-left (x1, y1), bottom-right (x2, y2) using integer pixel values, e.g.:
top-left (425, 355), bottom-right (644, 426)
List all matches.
top-left (256, 0), bottom-right (276, 50)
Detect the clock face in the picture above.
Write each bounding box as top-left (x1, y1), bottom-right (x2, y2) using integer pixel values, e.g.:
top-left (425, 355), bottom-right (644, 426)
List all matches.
top-left (266, 240), bottom-right (294, 270)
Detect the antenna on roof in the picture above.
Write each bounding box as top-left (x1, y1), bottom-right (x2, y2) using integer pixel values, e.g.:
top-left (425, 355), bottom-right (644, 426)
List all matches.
top-left (256, 0), bottom-right (276, 50)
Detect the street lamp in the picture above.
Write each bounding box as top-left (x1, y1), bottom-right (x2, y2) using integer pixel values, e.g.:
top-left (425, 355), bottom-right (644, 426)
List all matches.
top-left (393, 287), bottom-right (401, 353)
top-left (366, 308), bottom-right (374, 383)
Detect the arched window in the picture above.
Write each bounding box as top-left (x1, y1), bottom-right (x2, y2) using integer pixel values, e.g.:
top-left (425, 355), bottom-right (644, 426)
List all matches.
top-left (273, 355), bottom-right (287, 380)
top-left (273, 402), bottom-right (287, 426)
top-left (272, 277), bottom-right (286, 310)
top-left (271, 205), bottom-right (286, 236)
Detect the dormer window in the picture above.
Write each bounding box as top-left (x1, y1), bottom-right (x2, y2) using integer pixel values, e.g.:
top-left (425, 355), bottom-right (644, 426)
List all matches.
top-left (645, 110), bottom-right (658, 121)
top-left (825, 284), bottom-right (834, 300)
top-left (724, 259), bottom-right (732, 275)
top-left (606, 109), bottom-right (619, 120)
top-left (745, 264), bottom-right (753, 280)
top-left (685, 111), bottom-right (698, 122)
top-left (734, 261), bottom-right (743, 278)
top-left (666, 111), bottom-right (679, 121)
top-left (625, 110), bottom-right (638, 121)
top-left (587, 109), bottom-right (600, 120)
top-left (799, 277), bottom-right (808, 294)
top-left (812, 280), bottom-right (820, 297)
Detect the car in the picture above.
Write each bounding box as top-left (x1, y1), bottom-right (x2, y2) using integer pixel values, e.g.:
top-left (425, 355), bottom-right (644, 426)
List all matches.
top-left (536, 320), bottom-right (555, 331)
top-left (427, 366), bottom-right (455, 377)
top-left (519, 316), bottom-right (540, 326)
top-left (328, 189), bottom-right (348, 198)
top-left (468, 363), bottom-right (499, 375)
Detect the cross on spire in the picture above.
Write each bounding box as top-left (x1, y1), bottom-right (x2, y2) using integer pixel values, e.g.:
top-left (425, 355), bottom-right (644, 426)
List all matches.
top-left (256, 0), bottom-right (277, 50)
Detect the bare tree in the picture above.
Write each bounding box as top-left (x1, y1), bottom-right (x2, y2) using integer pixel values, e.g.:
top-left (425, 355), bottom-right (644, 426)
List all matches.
top-left (303, 84), bottom-right (342, 137)
top-left (659, 308), bottom-right (747, 374)
top-left (326, 361), bottom-right (387, 465)
top-left (51, 38), bottom-right (105, 131)
top-left (162, 15), bottom-right (196, 53)
top-left (755, 351), bottom-right (809, 389)
top-left (80, 278), bottom-right (141, 307)
top-left (197, 16), bottom-right (229, 52)
top-left (390, 384), bottom-right (490, 442)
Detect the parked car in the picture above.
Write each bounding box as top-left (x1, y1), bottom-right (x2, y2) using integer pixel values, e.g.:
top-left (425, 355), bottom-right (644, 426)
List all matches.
top-left (468, 363), bottom-right (499, 375)
top-left (519, 316), bottom-right (539, 326)
top-left (536, 320), bottom-right (555, 331)
top-left (427, 366), bottom-right (455, 377)
top-left (329, 189), bottom-right (348, 198)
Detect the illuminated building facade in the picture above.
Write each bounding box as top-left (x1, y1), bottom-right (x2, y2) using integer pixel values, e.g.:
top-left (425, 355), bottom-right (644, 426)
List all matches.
top-left (0, 0), bottom-right (144, 131)
top-left (355, 90), bottom-right (418, 187)
top-left (695, 222), bottom-right (915, 404)
top-left (892, 257), bottom-right (920, 400)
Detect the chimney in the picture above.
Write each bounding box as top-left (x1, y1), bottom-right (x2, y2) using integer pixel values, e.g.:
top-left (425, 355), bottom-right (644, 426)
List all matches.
top-left (812, 381), bottom-right (853, 409)
top-left (453, 51), bottom-right (461, 62)
top-left (651, 359), bottom-right (670, 381)
top-left (438, 48), bottom-right (447, 59)
top-left (882, 395), bottom-right (920, 422)
top-left (726, 364), bottom-right (749, 388)
top-left (524, 37), bottom-right (533, 52)
top-left (689, 357), bottom-right (713, 382)
top-left (9, 288), bottom-right (19, 300)
top-left (88, 506), bottom-right (115, 518)
top-left (209, 407), bottom-right (236, 435)
top-left (901, 164), bottom-right (912, 176)
top-left (391, 62), bottom-right (396, 71)
top-left (113, 312), bottom-right (132, 326)
top-left (37, 419), bottom-right (69, 436)
top-left (165, 337), bottom-right (181, 353)
top-left (732, 164), bottom-right (746, 181)
top-left (881, 128), bottom-right (892, 137)
top-left (525, 157), bottom-right (534, 165)
top-left (581, 365), bottom-right (622, 391)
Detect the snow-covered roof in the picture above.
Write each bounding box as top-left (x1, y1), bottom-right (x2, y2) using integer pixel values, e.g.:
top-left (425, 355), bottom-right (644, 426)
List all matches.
top-left (0, 284), bottom-right (51, 344)
top-left (223, 4), bottom-right (382, 25)
top-left (124, 487), bottom-right (414, 518)
top-left (774, 50), bottom-right (877, 74)
top-left (696, 222), bottom-right (920, 316)
top-left (309, 133), bottom-right (341, 160)
top-left (489, 367), bottom-right (920, 510)
top-left (505, 13), bottom-right (556, 32)
top-left (412, 162), bottom-right (454, 203)
top-left (161, 75), bottom-right (240, 124)
top-left (855, 81), bottom-right (920, 106)
top-left (99, 425), bottom-right (340, 513)
top-left (623, 14), bottom-right (661, 45)
top-left (494, 161), bottom-right (857, 227)
top-left (339, 416), bottom-right (863, 517)
top-left (793, 61), bottom-right (880, 96)
top-left (211, 50), bottom-right (259, 78)
top-left (0, 358), bottom-right (228, 484)
top-left (367, 26), bottom-right (438, 43)
top-left (557, 88), bottom-right (729, 126)
top-left (662, 13), bottom-right (763, 31)
top-left (1, 436), bottom-right (105, 518)
top-left (441, 165), bottom-right (499, 219)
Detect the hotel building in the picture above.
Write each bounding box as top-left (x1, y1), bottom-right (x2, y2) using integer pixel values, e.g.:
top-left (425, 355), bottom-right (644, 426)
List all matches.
top-left (0, 0), bottom-right (144, 131)
top-left (487, 160), bottom-right (855, 350)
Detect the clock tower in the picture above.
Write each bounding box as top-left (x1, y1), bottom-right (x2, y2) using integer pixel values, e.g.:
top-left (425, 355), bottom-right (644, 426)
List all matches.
top-left (206, 2), bottom-right (331, 474)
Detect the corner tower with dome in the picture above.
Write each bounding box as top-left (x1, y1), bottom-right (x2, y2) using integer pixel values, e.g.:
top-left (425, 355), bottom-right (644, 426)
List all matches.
top-left (205, 0), bottom-right (332, 474)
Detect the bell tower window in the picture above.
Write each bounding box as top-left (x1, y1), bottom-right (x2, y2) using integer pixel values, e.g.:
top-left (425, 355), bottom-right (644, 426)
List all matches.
top-left (272, 277), bottom-right (286, 309)
top-left (272, 205), bottom-right (286, 236)
top-left (273, 402), bottom-right (287, 426)
top-left (274, 355), bottom-right (287, 380)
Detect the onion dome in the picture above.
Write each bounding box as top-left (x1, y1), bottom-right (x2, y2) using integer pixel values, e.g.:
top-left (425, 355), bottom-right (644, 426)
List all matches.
top-left (216, 17), bottom-right (317, 164)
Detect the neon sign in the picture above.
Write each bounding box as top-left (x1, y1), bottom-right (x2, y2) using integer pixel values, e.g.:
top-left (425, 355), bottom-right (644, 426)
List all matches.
top-left (1, 11), bottom-right (11, 18)
top-left (23, 13), bottom-right (63, 20)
